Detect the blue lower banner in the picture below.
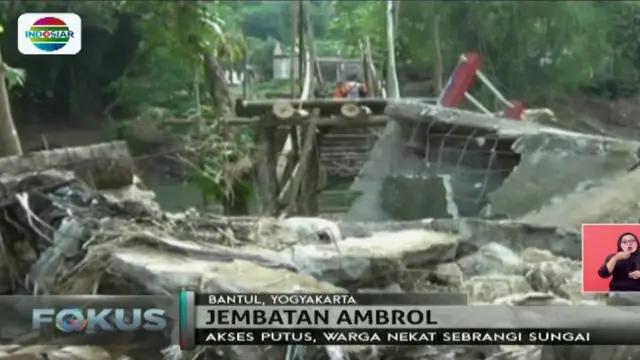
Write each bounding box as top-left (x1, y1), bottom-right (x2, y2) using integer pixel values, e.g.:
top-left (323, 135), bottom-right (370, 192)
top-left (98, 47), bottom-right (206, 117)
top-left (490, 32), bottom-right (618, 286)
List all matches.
top-left (194, 328), bottom-right (639, 346)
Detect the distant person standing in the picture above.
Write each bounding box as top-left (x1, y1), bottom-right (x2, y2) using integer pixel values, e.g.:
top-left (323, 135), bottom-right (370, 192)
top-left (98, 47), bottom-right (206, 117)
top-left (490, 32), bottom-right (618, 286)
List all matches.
top-left (598, 232), bottom-right (640, 291)
top-left (333, 75), bottom-right (369, 99)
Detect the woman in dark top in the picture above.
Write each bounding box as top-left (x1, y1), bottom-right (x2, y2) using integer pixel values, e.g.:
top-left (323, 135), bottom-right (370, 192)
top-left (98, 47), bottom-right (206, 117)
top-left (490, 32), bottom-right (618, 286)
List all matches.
top-left (598, 232), bottom-right (640, 291)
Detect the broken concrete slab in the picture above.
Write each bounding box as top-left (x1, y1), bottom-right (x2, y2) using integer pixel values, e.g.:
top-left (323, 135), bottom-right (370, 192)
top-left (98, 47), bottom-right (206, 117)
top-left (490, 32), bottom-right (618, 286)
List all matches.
top-left (520, 166), bottom-right (640, 229)
top-left (109, 243), bottom-right (344, 294)
top-left (489, 132), bottom-right (640, 217)
top-left (347, 120), bottom-right (418, 222)
top-left (351, 101), bottom-right (640, 220)
top-left (379, 175), bottom-right (458, 220)
top-left (281, 229), bottom-right (459, 286)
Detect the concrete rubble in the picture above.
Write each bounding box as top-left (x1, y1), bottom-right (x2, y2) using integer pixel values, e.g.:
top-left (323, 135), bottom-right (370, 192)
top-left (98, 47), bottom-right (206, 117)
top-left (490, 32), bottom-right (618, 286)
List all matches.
top-left (0, 169), bottom-right (629, 360)
top-left (3, 102), bottom-right (640, 360)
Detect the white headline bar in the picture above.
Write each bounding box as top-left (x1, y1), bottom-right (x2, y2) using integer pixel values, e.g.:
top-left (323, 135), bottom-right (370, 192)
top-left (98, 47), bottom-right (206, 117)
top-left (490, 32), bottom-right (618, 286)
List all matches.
top-left (195, 306), bottom-right (640, 329)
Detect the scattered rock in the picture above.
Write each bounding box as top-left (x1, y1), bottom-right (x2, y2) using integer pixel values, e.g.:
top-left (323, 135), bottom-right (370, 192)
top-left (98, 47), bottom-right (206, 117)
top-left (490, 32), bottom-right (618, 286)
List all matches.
top-left (524, 257), bottom-right (583, 302)
top-left (431, 262), bottom-right (464, 287)
top-left (463, 275), bottom-right (532, 303)
top-left (457, 242), bottom-right (526, 278)
top-left (281, 229), bottom-right (459, 286)
top-left (0, 167), bottom-right (625, 360)
top-left (520, 247), bottom-right (558, 263)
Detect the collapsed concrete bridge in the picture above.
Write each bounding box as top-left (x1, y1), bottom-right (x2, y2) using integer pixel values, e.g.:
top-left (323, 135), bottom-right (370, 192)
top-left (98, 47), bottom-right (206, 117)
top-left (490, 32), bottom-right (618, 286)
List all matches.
top-left (347, 100), bottom-right (640, 222)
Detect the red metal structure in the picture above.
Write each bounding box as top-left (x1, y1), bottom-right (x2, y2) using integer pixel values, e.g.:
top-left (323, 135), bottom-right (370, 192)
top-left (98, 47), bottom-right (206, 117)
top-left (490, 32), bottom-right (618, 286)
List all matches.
top-left (440, 52), bottom-right (483, 107)
top-left (438, 52), bottom-right (528, 120)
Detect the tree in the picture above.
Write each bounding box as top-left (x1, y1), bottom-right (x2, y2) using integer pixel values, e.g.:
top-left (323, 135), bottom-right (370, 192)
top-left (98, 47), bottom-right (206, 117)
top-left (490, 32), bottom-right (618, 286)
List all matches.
top-left (385, 0), bottom-right (400, 98)
top-left (330, 1), bottom-right (632, 103)
top-left (0, 23), bottom-right (22, 156)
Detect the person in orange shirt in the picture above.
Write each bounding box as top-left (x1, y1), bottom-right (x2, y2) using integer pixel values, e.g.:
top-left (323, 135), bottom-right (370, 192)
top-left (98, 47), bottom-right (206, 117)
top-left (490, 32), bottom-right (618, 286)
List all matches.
top-left (333, 75), bottom-right (369, 99)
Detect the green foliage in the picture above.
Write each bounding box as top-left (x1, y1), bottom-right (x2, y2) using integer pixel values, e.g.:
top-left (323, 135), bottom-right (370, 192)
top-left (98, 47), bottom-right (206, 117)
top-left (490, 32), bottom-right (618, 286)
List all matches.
top-left (330, 0), bottom-right (640, 103)
top-left (246, 37), bottom-right (277, 79)
top-left (232, 1), bottom-right (333, 44)
top-left (5, 65), bottom-right (26, 90)
top-left (5, 0), bottom-right (640, 210)
top-left (183, 115), bottom-right (254, 206)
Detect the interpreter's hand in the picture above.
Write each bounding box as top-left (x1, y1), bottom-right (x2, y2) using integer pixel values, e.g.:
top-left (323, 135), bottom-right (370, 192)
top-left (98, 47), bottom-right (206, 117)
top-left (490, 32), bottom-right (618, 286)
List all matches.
top-left (615, 251), bottom-right (632, 261)
top-left (629, 270), bottom-right (640, 279)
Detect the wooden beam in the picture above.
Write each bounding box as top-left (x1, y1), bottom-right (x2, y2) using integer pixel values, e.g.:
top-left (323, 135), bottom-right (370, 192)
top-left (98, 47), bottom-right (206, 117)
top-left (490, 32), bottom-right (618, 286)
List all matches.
top-left (235, 98), bottom-right (388, 117)
top-left (225, 115), bottom-right (391, 127)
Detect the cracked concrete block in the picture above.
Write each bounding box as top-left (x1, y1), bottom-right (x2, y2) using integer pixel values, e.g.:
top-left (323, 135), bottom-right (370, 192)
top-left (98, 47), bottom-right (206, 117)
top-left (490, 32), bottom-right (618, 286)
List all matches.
top-left (489, 132), bottom-right (640, 217)
top-left (520, 166), bottom-right (640, 229)
top-left (353, 101), bottom-right (640, 220)
top-left (379, 175), bottom-right (458, 220)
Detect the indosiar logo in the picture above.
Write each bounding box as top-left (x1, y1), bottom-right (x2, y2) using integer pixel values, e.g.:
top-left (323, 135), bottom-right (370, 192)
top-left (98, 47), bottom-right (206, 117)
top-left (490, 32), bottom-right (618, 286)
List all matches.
top-left (18, 13), bottom-right (82, 55)
top-left (32, 308), bottom-right (168, 333)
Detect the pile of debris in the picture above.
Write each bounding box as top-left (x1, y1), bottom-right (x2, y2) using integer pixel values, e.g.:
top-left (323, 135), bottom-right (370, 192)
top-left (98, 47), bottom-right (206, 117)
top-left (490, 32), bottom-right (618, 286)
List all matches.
top-left (0, 164), bottom-right (630, 360)
top-left (3, 113), bottom-right (640, 360)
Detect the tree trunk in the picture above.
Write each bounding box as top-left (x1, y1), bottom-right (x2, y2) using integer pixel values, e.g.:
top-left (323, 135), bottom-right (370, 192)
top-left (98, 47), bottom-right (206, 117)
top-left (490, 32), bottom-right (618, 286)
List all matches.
top-left (203, 51), bottom-right (233, 118)
top-left (0, 49), bottom-right (22, 156)
top-left (203, 51), bottom-right (247, 214)
top-left (433, 14), bottom-right (444, 94)
top-left (303, 0), bottom-right (324, 88)
top-left (386, 0), bottom-right (400, 99)
top-left (0, 141), bottom-right (135, 189)
top-left (363, 36), bottom-right (386, 98)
